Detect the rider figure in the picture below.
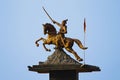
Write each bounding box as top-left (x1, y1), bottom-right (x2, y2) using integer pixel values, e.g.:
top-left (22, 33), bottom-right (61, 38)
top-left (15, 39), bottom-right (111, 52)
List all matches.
top-left (53, 19), bottom-right (88, 50)
top-left (52, 19), bottom-right (68, 47)
top-left (53, 19), bottom-right (68, 35)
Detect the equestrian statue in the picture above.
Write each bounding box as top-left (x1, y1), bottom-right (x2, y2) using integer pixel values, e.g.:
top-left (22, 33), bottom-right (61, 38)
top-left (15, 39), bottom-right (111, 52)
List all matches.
top-left (35, 7), bottom-right (88, 61)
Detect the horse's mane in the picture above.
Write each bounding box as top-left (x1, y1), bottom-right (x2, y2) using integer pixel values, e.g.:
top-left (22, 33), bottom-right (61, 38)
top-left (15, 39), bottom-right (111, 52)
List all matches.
top-left (44, 23), bottom-right (57, 34)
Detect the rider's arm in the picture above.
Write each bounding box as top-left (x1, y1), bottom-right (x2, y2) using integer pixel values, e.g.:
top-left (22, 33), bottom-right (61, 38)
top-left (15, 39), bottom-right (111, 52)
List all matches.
top-left (52, 20), bottom-right (61, 27)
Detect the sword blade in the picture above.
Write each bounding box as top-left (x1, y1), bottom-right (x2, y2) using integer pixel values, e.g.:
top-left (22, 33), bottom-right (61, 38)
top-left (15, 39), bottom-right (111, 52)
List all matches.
top-left (42, 7), bottom-right (53, 22)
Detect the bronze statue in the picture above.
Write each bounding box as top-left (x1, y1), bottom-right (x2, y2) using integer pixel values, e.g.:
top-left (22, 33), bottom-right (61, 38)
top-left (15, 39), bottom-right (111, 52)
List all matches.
top-left (35, 23), bottom-right (87, 61)
top-left (35, 7), bottom-right (87, 61)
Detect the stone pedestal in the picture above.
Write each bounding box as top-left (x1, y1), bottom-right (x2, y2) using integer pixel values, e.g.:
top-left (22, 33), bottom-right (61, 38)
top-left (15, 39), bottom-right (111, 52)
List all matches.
top-left (50, 70), bottom-right (78, 80)
top-left (28, 49), bottom-right (101, 80)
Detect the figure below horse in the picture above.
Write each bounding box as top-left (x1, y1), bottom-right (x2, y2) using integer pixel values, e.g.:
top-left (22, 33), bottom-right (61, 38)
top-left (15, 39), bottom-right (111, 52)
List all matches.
top-left (35, 23), bottom-right (88, 61)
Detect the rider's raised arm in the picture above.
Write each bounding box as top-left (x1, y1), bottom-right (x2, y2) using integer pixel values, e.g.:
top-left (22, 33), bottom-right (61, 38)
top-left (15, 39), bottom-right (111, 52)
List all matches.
top-left (52, 20), bottom-right (61, 27)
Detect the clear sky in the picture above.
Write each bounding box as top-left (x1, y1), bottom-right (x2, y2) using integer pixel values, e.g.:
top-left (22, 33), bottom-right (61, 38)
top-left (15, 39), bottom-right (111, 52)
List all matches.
top-left (0, 0), bottom-right (120, 80)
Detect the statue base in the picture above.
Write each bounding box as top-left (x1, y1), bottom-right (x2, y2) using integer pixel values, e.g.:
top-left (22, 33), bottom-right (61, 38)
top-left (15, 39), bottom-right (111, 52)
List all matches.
top-left (50, 70), bottom-right (78, 80)
top-left (28, 49), bottom-right (101, 80)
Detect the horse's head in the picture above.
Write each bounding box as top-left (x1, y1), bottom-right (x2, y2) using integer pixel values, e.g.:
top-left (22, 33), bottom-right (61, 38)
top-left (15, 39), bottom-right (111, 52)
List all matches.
top-left (42, 24), bottom-right (47, 35)
top-left (42, 23), bottom-right (57, 35)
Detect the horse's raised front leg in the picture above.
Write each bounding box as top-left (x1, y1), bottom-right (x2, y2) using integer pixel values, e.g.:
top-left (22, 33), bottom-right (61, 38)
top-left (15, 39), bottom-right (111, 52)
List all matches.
top-left (35, 37), bottom-right (51, 52)
top-left (43, 43), bottom-right (51, 52)
top-left (35, 37), bottom-right (44, 47)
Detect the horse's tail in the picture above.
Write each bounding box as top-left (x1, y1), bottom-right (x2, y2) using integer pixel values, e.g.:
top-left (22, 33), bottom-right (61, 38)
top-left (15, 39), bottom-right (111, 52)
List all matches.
top-left (73, 39), bottom-right (87, 50)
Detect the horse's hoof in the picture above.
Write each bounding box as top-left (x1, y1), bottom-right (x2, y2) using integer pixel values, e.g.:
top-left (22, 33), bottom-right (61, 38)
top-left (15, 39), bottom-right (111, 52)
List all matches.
top-left (47, 49), bottom-right (51, 52)
top-left (77, 58), bottom-right (83, 62)
top-left (36, 44), bottom-right (39, 47)
top-left (82, 47), bottom-right (88, 50)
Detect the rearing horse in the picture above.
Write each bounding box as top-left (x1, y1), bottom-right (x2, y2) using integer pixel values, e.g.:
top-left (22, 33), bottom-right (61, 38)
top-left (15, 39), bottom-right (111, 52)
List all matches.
top-left (35, 23), bottom-right (87, 61)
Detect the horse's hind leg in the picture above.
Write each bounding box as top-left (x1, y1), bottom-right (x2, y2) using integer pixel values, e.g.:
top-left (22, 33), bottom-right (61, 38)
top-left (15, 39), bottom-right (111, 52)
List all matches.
top-left (65, 47), bottom-right (83, 61)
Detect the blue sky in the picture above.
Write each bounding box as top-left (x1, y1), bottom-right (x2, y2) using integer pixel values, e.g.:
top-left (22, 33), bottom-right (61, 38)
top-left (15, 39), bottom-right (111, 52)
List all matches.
top-left (0, 0), bottom-right (120, 80)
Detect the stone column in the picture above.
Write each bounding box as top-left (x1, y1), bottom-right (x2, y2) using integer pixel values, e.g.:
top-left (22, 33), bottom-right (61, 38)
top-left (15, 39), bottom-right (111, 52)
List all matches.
top-left (50, 70), bottom-right (78, 80)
